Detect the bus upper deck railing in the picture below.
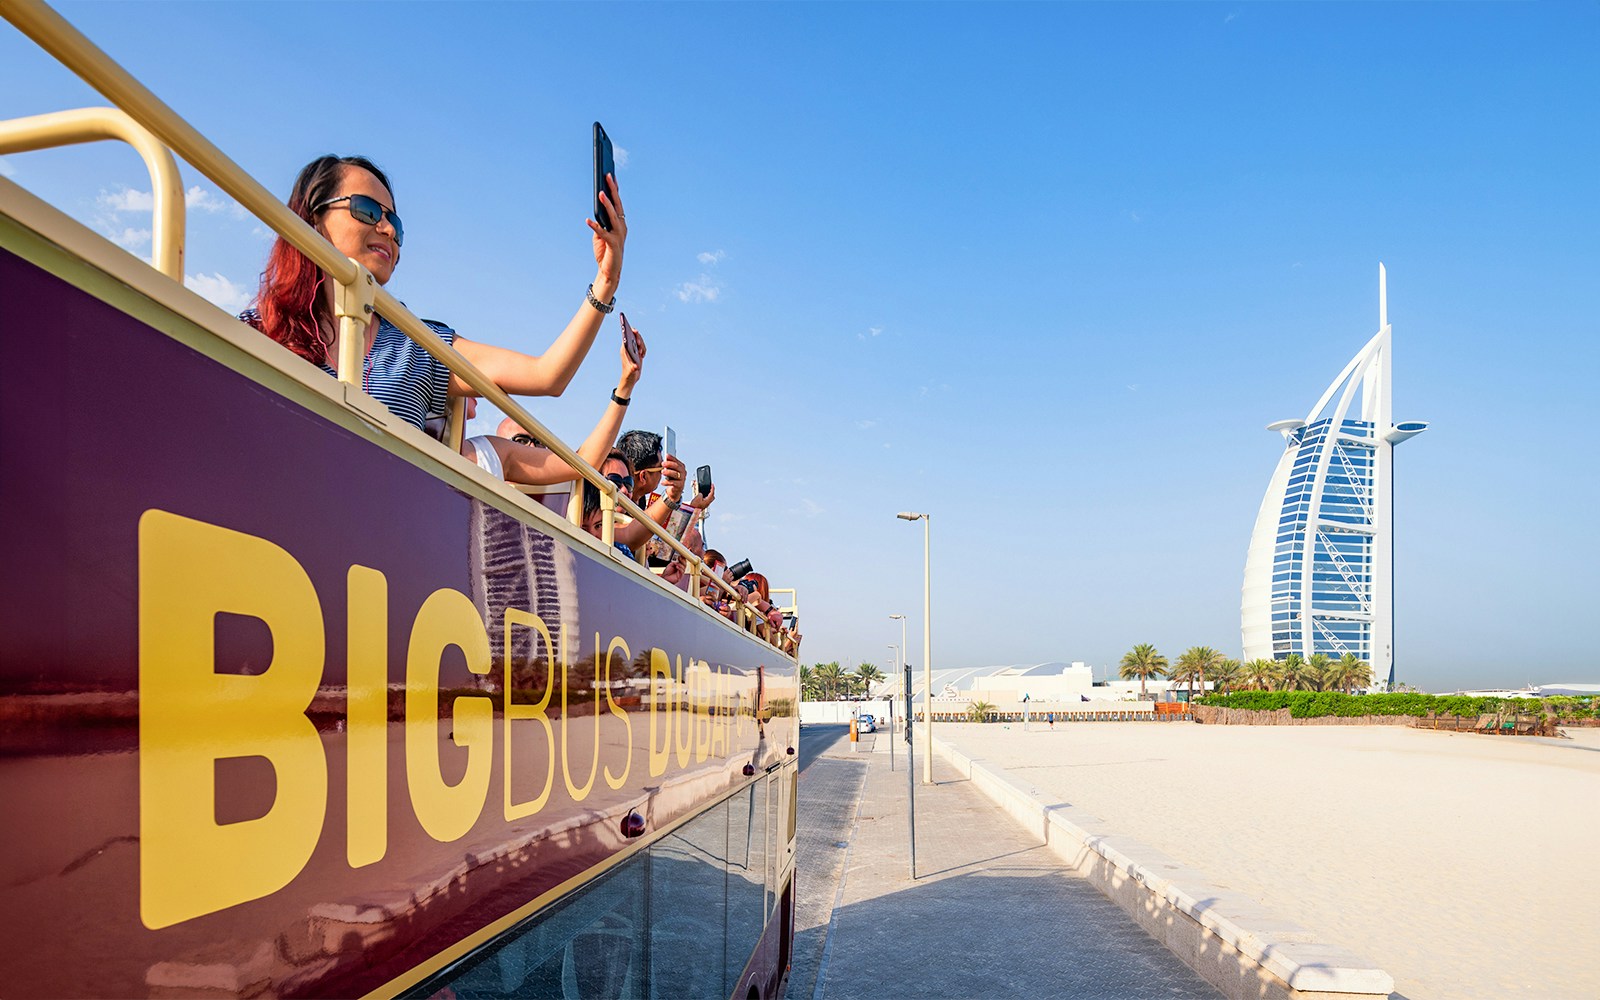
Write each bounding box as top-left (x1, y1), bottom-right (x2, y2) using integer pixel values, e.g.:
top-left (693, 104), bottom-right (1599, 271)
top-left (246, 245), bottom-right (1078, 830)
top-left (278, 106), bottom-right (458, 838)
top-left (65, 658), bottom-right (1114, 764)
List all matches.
top-left (0, 0), bottom-right (792, 654)
top-left (0, 105), bottom-right (184, 278)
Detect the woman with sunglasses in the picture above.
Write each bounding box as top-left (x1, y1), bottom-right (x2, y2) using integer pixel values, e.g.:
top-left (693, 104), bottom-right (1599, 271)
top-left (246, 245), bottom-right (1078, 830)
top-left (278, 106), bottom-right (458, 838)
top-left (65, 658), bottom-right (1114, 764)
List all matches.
top-left (245, 154), bottom-right (627, 439)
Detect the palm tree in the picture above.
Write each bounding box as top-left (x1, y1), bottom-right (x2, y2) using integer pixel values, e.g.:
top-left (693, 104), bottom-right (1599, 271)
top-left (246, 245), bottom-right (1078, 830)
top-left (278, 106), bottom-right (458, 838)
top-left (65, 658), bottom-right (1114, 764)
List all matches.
top-left (799, 664), bottom-right (816, 701)
top-left (1210, 658), bottom-right (1242, 695)
top-left (1279, 653), bottom-right (1312, 691)
top-left (1307, 653), bottom-right (1333, 692)
top-left (967, 700), bottom-right (996, 722)
top-left (854, 662), bottom-right (886, 696)
top-left (813, 661), bottom-right (846, 700)
top-left (1174, 646), bottom-right (1225, 701)
top-left (1119, 643), bottom-right (1169, 699)
top-left (1166, 658), bottom-right (1198, 699)
top-left (1242, 658), bottom-right (1276, 691)
top-left (1333, 653), bottom-right (1372, 694)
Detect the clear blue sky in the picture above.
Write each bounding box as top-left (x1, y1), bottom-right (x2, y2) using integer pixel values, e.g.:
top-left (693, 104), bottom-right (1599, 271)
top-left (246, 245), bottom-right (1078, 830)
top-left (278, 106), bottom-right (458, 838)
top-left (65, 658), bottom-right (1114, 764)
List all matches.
top-left (4, 2), bottom-right (1595, 690)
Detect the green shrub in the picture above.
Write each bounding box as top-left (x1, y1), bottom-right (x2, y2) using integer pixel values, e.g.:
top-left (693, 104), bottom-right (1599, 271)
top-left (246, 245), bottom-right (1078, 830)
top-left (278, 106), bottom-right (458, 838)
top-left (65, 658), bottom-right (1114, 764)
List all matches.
top-left (1198, 691), bottom-right (1597, 720)
top-left (1199, 691), bottom-right (1502, 719)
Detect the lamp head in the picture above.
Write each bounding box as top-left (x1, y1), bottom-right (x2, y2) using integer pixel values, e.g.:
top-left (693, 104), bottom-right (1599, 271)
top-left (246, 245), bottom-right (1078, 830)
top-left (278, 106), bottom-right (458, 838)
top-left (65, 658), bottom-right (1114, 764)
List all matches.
top-left (896, 512), bottom-right (924, 521)
top-left (889, 614), bottom-right (905, 620)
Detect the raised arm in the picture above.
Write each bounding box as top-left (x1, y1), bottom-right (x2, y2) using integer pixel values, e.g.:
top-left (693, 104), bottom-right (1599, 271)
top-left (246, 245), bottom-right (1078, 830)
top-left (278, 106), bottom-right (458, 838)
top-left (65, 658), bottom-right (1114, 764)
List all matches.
top-left (498, 328), bottom-right (643, 485)
top-left (450, 174), bottom-right (627, 397)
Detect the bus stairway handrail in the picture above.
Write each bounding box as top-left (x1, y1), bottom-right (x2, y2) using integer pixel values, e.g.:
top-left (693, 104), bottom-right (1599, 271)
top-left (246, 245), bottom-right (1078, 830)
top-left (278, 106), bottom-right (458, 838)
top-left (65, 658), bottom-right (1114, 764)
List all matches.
top-left (0, 0), bottom-right (790, 655)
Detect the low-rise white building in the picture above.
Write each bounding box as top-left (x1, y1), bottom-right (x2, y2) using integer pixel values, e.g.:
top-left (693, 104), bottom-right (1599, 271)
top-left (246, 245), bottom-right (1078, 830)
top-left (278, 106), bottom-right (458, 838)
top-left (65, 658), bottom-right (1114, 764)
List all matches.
top-left (847, 661), bottom-right (1212, 716)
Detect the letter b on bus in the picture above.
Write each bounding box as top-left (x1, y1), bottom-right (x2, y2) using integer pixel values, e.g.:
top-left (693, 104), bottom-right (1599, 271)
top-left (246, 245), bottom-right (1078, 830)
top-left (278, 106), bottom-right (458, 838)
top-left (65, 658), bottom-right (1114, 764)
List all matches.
top-left (138, 511), bottom-right (327, 928)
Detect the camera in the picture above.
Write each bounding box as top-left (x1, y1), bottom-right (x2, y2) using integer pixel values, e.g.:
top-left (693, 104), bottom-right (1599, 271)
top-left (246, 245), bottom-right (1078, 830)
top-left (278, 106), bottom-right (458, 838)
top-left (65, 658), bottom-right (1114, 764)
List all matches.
top-left (727, 558), bottom-right (753, 581)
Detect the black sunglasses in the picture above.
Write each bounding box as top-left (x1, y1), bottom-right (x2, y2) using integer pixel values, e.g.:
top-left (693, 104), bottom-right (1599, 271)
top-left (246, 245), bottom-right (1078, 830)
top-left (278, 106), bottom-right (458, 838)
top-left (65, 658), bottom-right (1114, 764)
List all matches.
top-left (511, 433), bottom-right (541, 447)
top-left (315, 193), bottom-right (404, 247)
top-left (605, 472), bottom-right (634, 493)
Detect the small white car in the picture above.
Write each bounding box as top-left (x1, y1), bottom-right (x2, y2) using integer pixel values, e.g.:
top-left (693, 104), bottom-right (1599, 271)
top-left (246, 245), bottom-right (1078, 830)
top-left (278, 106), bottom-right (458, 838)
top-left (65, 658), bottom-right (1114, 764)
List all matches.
top-left (856, 714), bottom-right (876, 733)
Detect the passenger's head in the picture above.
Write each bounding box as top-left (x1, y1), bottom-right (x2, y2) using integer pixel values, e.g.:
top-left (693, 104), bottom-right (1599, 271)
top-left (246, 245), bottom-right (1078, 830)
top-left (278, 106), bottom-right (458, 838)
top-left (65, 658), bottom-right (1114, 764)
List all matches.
top-left (581, 480), bottom-right (604, 538)
top-left (255, 155), bottom-right (398, 363)
top-left (617, 430), bottom-right (663, 496)
top-left (742, 572), bottom-right (771, 603)
top-left (704, 549), bottom-right (727, 576)
top-left (498, 416), bottom-right (545, 448)
top-left (601, 450), bottom-right (632, 497)
top-left (294, 155), bottom-right (400, 283)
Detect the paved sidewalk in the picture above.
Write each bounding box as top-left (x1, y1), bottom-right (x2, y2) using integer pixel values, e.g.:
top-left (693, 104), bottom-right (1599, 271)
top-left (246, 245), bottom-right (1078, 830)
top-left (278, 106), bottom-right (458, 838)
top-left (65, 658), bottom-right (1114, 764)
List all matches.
top-left (809, 731), bottom-right (1218, 1000)
top-left (789, 749), bottom-right (868, 1000)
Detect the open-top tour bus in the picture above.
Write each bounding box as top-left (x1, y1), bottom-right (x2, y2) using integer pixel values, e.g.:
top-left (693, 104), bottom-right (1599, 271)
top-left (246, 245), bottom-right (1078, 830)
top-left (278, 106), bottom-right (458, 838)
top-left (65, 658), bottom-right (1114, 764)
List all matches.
top-left (0, 1), bottom-right (798, 996)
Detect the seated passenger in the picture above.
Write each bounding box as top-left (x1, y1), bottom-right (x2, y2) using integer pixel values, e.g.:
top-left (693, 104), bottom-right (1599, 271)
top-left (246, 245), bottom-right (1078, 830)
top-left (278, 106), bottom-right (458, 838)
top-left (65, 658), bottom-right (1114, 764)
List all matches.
top-left (579, 479), bottom-right (634, 561)
top-left (738, 571), bottom-right (785, 640)
top-left (611, 430), bottom-right (684, 552)
top-left (616, 430), bottom-right (681, 511)
top-left (244, 153), bottom-right (628, 458)
top-left (699, 549), bottom-right (735, 617)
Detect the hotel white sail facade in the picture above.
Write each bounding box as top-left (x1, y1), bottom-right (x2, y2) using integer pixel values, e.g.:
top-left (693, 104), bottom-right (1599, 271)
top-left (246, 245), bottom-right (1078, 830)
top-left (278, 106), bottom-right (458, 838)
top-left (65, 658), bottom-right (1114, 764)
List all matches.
top-left (1240, 266), bottom-right (1427, 690)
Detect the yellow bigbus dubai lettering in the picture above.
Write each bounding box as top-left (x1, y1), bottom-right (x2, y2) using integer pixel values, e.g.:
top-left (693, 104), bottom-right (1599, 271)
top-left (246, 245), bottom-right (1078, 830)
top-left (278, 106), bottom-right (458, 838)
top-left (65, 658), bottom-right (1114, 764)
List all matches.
top-left (137, 510), bottom-right (738, 927)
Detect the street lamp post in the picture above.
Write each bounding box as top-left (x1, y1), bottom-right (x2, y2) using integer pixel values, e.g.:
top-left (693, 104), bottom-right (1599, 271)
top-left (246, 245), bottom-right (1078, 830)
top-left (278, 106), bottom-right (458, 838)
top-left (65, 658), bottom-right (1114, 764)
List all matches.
top-left (896, 513), bottom-right (933, 784)
top-left (889, 612), bottom-right (915, 875)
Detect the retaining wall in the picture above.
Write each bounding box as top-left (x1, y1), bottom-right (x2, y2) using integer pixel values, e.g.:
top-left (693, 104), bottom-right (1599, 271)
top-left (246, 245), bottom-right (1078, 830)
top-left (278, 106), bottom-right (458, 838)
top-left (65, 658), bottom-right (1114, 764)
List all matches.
top-left (933, 736), bottom-right (1394, 1000)
top-left (798, 700), bottom-right (892, 725)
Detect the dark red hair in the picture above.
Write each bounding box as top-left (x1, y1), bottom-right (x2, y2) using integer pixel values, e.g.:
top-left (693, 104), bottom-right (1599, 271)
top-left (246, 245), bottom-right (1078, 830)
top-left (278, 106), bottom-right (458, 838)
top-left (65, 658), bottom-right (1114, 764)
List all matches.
top-left (251, 155), bottom-right (393, 364)
top-left (743, 572), bottom-right (771, 603)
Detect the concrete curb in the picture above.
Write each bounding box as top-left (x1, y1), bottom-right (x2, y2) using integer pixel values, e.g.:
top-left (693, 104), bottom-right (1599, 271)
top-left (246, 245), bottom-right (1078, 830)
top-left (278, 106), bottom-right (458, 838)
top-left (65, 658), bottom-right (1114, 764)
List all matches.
top-left (933, 736), bottom-right (1395, 1000)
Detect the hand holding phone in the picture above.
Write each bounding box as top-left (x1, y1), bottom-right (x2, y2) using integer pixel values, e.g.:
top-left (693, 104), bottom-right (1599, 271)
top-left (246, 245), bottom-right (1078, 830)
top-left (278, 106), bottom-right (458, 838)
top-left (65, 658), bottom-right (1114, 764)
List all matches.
top-left (620, 312), bottom-right (642, 365)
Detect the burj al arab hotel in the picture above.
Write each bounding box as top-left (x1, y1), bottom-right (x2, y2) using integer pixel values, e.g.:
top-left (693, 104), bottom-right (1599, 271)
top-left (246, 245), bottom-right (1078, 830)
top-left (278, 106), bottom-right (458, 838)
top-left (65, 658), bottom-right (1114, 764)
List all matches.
top-left (1240, 265), bottom-right (1428, 690)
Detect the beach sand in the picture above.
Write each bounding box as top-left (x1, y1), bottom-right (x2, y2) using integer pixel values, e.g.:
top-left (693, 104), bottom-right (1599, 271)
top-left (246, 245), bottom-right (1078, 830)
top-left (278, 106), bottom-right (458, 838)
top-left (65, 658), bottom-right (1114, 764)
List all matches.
top-left (939, 722), bottom-right (1600, 1000)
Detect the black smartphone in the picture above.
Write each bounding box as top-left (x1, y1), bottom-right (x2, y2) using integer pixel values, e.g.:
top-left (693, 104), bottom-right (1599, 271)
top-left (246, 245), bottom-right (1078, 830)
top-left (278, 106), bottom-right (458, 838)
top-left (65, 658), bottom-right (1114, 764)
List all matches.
top-left (592, 121), bottom-right (615, 231)
top-left (696, 464), bottom-right (712, 497)
top-left (620, 312), bottom-right (641, 364)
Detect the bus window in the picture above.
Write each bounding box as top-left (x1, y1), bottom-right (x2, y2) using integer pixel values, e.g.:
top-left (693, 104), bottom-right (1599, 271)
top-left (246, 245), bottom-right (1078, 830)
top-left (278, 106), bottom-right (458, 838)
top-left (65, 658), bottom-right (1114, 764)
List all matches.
top-left (648, 800), bottom-right (728, 1000)
top-left (766, 772), bottom-right (783, 918)
top-left (725, 781), bottom-right (768, 991)
top-left (408, 859), bottom-right (648, 998)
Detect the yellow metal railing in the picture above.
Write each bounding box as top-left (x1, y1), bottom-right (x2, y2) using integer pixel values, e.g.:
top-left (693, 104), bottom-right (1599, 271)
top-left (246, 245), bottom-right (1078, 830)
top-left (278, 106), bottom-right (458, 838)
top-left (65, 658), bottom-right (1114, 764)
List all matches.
top-left (0, 106), bottom-right (184, 279)
top-left (0, 0), bottom-right (792, 654)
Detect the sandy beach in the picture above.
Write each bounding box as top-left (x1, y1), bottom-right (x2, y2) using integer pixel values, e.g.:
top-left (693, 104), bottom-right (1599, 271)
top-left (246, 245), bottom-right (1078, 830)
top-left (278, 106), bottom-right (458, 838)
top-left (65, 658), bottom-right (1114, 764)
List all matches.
top-left (939, 722), bottom-right (1600, 1000)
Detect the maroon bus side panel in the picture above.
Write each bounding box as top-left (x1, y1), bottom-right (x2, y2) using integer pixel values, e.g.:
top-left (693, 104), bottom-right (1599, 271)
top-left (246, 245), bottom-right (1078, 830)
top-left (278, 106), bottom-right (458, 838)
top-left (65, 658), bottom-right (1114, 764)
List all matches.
top-left (0, 244), bottom-right (796, 997)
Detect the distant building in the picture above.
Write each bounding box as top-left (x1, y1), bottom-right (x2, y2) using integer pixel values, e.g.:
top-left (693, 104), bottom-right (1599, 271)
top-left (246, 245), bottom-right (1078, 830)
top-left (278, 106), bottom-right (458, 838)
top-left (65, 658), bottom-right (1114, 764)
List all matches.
top-left (1240, 266), bottom-right (1427, 690)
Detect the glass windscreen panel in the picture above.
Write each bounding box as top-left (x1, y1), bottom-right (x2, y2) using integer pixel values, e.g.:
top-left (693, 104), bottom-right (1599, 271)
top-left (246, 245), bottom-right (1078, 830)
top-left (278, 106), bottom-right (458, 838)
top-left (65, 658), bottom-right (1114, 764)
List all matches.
top-left (648, 799), bottom-right (728, 1000)
top-left (410, 858), bottom-right (648, 998)
top-left (725, 781), bottom-right (768, 988)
